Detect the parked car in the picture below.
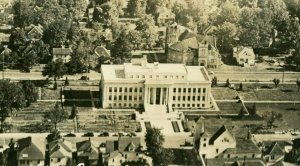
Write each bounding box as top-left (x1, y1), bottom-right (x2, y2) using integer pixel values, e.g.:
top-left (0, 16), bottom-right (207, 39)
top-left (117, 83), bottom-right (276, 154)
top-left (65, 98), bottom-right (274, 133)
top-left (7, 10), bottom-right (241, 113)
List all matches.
top-left (82, 132), bottom-right (94, 137)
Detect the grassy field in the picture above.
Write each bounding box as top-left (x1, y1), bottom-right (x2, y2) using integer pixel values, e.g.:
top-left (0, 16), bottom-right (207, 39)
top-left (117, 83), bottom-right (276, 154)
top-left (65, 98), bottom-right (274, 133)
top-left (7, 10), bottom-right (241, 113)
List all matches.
top-left (211, 88), bottom-right (237, 100)
top-left (245, 103), bottom-right (300, 131)
top-left (41, 88), bottom-right (61, 100)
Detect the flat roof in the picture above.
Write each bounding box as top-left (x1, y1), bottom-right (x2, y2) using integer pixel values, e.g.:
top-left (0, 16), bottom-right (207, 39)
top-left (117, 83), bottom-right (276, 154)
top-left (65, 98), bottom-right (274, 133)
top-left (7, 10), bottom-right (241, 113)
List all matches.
top-left (101, 63), bottom-right (210, 83)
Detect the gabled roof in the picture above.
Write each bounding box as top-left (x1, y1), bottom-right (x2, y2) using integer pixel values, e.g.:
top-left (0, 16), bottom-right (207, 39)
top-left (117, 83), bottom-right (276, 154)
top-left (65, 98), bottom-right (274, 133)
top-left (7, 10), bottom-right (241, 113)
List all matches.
top-left (17, 137), bottom-right (45, 160)
top-left (263, 142), bottom-right (285, 156)
top-left (94, 46), bottom-right (110, 57)
top-left (76, 140), bottom-right (99, 159)
top-left (53, 48), bottom-right (71, 55)
top-left (106, 140), bottom-right (116, 153)
top-left (233, 46), bottom-right (255, 57)
top-left (49, 139), bottom-right (72, 158)
top-left (209, 125), bottom-right (227, 145)
top-left (118, 137), bottom-right (140, 152)
top-left (222, 138), bottom-right (260, 154)
top-left (169, 37), bottom-right (198, 52)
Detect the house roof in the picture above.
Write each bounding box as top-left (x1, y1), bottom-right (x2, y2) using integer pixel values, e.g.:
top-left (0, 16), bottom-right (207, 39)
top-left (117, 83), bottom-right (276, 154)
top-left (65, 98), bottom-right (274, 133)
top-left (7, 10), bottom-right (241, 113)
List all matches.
top-left (53, 48), bottom-right (71, 55)
top-left (76, 140), bottom-right (99, 159)
top-left (207, 159), bottom-right (265, 166)
top-left (209, 125), bottom-right (227, 145)
top-left (292, 138), bottom-right (300, 148)
top-left (106, 140), bottom-right (116, 153)
top-left (17, 137), bottom-right (45, 160)
top-left (169, 36), bottom-right (199, 52)
top-left (94, 46), bottom-right (110, 57)
top-left (263, 142), bottom-right (286, 156)
top-left (118, 137), bottom-right (140, 152)
top-left (49, 139), bottom-right (72, 158)
top-left (222, 138), bottom-right (260, 154)
top-left (233, 46), bottom-right (255, 57)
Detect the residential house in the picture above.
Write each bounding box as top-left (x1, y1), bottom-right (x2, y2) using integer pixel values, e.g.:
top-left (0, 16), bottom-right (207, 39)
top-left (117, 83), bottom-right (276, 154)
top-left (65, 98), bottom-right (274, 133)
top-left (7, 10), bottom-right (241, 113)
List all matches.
top-left (76, 138), bottom-right (99, 166)
top-left (48, 139), bottom-right (73, 166)
top-left (105, 137), bottom-right (152, 166)
top-left (167, 30), bottom-right (221, 68)
top-left (94, 46), bottom-right (111, 58)
top-left (80, 28), bottom-right (113, 46)
top-left (233, 46), bottom-right (256, 66)
top-left (223, 160), bottom-right (266, 166)
top-left (25, 24), bottom-right (44, 42)
top-left (165, 23), bottom-right (193, 45)
top-left (52, 47), bottom-right (72, 63)
top-left (155, 7), bottom-right (175, 26)
top-left (197, 124), bottom-right (237, 159)
top-left (262, 141), bottom-right (292, 163)
top-left (16, 137), bottom-right (45, 166)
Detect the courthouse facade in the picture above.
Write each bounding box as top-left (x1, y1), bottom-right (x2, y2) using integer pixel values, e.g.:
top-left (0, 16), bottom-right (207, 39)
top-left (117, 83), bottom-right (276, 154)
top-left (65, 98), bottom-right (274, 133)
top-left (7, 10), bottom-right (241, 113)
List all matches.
top-left (101, 57), bottom-right (213, 110)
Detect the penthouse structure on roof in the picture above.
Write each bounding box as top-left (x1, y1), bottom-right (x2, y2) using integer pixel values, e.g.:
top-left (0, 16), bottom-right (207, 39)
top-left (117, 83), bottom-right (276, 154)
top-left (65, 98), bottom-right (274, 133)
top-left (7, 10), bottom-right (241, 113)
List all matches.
top-left (101, 56), bottom-right (215, 111)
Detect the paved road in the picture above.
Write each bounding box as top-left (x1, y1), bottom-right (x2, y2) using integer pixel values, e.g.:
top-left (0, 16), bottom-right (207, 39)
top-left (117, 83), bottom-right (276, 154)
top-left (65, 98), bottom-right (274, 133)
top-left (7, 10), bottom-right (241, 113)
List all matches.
top-left (1, 70), bottom-right (101, 81)
top-left (214, 72), bottom-right (300, 82)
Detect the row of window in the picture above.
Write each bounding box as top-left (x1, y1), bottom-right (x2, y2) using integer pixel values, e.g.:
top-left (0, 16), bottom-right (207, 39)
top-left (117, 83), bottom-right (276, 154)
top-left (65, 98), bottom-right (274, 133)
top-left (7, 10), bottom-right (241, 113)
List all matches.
top-left (108, 103), bottom-right (140, 108)
top-left (173, 87), bottom-right (206, 93)
top-left (109, 87), bottom-right (143, 93)
top-left (172, 103), bottom-right (205, 108)
top-left (172, 95), bottom-right (205, 101)
top-left (129, 74), bottom-right (185, 80)
top-left (108, 95), bottom-right (143, 101)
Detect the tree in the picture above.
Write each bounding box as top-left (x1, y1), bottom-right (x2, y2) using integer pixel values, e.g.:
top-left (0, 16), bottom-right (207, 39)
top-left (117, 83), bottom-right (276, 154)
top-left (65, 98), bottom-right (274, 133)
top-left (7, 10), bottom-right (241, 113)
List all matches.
top-left (225, 78), bottom-right (230, 87)
top-left (111, 30), bottom-right (133, 61)
top-left (0, 80), bottom-right (26, 132)
top-left (273, 78), bottom-right (280, 88)
top-left (43, 19), bottom-right (70, 47)
top-left (99, 2), bottom-right (119, 27)
top-left (42, 59), bottom-right (68, 80)
top-left (135, 15), bottom-right (158, 49)
top-left (214, 22), bottom-right (238, 53)
top-left (297, 78), bottom-right (300, 92)
top-left (263, 111), bottom-right (282, 128)
top-left (239, 82), bottom-right (243, 91)
top-left (127, 0), bottom-right (146, 17)
top-left (145, 127), bottom-right (174, 165)
top-left (12, 0), bottom-right (36, 28)
top-left (211, 77), bottom-right (218, 87)
top-left (214, 0), bottom-right (240, 25)
top-left (21, 81), bottom-right (38, 107)
top-left (44, 103), bottom-right (68, 130)
top-left (249, 104), bottom-right (257, 116)
top-left (146, 0), bottom-right (168, 15)
top-left (46, 129), bottom-right (62, 143)
top-left (69, 104), bottom-right (78, 119)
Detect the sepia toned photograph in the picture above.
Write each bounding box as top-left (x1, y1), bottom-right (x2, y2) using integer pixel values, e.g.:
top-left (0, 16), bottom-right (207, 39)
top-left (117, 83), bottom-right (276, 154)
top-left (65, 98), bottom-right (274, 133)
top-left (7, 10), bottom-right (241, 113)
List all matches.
top-left (0, 0), bottom-right (300, 165)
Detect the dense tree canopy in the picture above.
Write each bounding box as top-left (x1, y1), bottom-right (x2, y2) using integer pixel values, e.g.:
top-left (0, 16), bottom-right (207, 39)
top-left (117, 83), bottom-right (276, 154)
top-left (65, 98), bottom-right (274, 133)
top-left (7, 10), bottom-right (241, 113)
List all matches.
top-left (0, 80), bottom-right (26, 132)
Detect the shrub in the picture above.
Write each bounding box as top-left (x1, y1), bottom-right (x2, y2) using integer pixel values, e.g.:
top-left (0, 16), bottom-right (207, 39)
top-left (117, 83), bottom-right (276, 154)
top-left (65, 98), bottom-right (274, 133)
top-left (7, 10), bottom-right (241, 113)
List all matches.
top-left (82, 132), bottom-right (94, 137)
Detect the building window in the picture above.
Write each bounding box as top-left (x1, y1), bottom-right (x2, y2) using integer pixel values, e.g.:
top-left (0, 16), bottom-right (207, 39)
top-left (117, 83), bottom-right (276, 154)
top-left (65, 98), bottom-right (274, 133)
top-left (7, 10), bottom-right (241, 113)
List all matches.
top-left (134, 88), bottom-right (137, 92)
top-left (202, 104), bottom-right (205, 107)
top-left (203, 88), bottom-right (206, 93)
top-left (182, 104), bottom-right (185, 107)
top-left (139, 96), bottom-right (142, 100)
top-left (114, 87), bottom-right (117, 92)
top-left (58, 158), bottom-right (61, 162)
top-left (142, 75), bottom-right (145, 78)
top-left (198, 88), bottom-right (201, 93)
top-left (140, 88), bottom-right (143, 92)
top-left (187, 96), bottom-right (190, 100)
top-left (271, 155), bottom-right (275, 160)
top-left (192, 96), bottom-right (196, 101)
top-left (119, 96), bottom-right (122, 100)
top-left (124, 88), bottom-right (127, 92)
top-left (173, 88), bottom-right (176, 92)
top-left (119, 87), bottom-right (122, 92)
top-left (216, 149), bottom-right (219, 153)
top-left (109, 96), bottom-right (112, 100)
top-left (204, 138), bottom-right (207, 141)
top-left (114, 96), bottom-right (117, 100)
top-left (197, 96), bottom-right (200, 100)
top-left (177, 104), bottom-right (180, 107)
top-left (193, 88), bottom-right (196, 93)
top-left (202, 96), bottom-right (205, 101)
top-left (183, 88), bottom-right (186, 93)
top-left (203, 143), bottom-right (206, 147)
top-left (150, 75), bottom-right (152, 78)
top-left (109, 87), bottom-right (112, 92)
top-left (183, 96), bottom-right (186, 100)
top-left (129, 96), bottom-right (132, 100)
top-left (188, 88), bottom-right (191, 93)
top-left (176, 75), bottom-right (179, 79)
top-left (129, 88), bottom-right (132, 92)
top-left (187, 104), bottom-right (190, 107)
top-left (192, 104), bottom-right (195, 107)
top-left (173, 96), bottom-right (176, 100)
top-left (227, 154), bottom-right (230, 158)
top-left (252, 154), bottom-right (255, 158)
top-left (178, 88), bottom-right (181, 92)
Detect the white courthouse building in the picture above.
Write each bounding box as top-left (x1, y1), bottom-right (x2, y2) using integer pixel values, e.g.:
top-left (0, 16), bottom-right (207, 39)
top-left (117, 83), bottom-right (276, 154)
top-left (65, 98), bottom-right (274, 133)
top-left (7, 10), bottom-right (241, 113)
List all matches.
top-left (100, 57), bottom-right (213, 111)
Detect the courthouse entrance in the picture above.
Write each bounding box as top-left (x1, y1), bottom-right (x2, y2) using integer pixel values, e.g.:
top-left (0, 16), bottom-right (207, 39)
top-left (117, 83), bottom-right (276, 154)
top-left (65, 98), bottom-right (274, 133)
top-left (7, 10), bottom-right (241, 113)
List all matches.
top-left (145, 87), bottom-right (170, 106)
